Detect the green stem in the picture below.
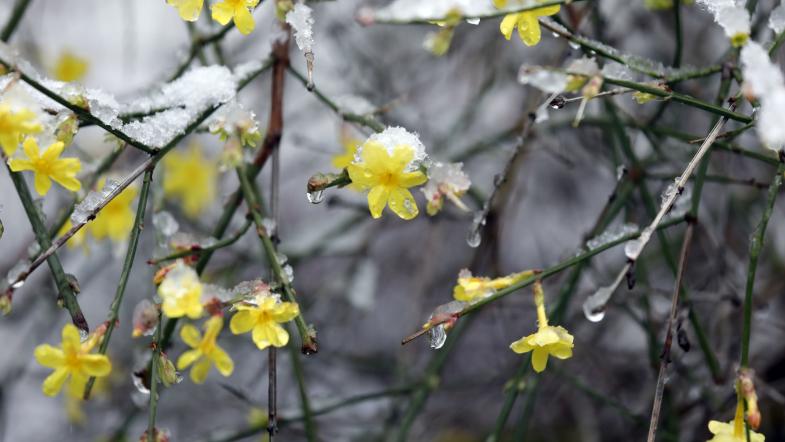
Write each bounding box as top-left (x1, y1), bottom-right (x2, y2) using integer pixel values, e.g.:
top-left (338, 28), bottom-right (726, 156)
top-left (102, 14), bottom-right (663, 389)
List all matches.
top-left (147, 308), bottom-right (163, 440)
top-left (672, 0), bottom-right (683, 68)
top-left (84, 166), bottom-right (154, 399)
top-left (0, 0), bottom-right (32, 42)
top-left (147, 219), bottom-right (252, 265)
top-left (741, 159), bottom-right (785, 367)
top-left (236, 166), bottom-right (317, 353)
top-left (4, 160), bottom-right (87, 332)
top-left (288, 341), bottom-right (317, 441)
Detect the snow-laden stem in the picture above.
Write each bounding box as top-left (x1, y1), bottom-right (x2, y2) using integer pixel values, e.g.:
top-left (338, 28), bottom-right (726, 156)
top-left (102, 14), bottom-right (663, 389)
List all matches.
top-left (84, 166), bottom-right (154, 400)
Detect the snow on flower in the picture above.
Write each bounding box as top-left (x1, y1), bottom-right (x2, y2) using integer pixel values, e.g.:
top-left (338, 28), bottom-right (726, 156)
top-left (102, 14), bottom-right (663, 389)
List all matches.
top-left (695, 0), bottom-right (750, 46)
top-left (158, 261), bottom-right (204, 319)
top-left (740, 41), bottom-right (785, 150)
top-left (421, 162), bottom-right (471, 215)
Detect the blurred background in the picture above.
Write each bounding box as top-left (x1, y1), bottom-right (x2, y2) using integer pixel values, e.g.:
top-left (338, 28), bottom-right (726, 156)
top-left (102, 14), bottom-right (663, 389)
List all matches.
top-left (1, 0), bottom-right (785, 441)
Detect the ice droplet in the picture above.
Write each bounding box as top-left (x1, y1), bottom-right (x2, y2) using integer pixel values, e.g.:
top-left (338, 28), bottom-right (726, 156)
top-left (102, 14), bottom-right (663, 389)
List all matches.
top-left (306, 189), bottom-right (324, 204)
top-left (282, 264), bottom-right (294, 284)
top-left (466, 226), bottom-right (481, 248)
top-left (261, 218), bottom-right (277, 237)
top-left (429, 324), bottom-right (447, 349)
top-left (153, 211), bottom-right (179, 236)
top-left (569, 41), bottom-right (580, 50)
top-left (7, 260), bottom-right (28, 288)
top-left (582, 287), bottom-right (611, 322)
top-left (78, 328), bottom-right (89, 342)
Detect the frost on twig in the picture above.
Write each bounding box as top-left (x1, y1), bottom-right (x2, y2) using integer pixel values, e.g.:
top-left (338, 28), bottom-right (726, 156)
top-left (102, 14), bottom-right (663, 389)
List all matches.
top-left (286, 3), bottom-right (315, 90)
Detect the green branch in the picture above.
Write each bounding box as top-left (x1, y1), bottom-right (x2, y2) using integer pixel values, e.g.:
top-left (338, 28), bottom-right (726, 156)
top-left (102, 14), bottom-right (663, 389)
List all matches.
top-left (0, 0), bottom-right (32, 42)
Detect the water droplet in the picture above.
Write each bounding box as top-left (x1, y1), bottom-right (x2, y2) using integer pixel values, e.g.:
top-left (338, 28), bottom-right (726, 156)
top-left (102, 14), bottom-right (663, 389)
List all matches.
top-left (569, 41), bottom-right (580, 50)
top-left (466, 228), bottom-right (481, 248)
top-left (261, 218), bottom-right (277, 237)
top-left (624, 238), bottom-right (644, 260)
top-left (429, 324), bottom-right (447, 349)
top-left (551, 32), bottom-right (560, 38)
top-left (583, 304), bottom-right (606, 322)
top-left (306, 190), bottom-right (324, 204)
top-left (282, 264), bottom-right (294, 284)
top-left (549, 96), bottom-right (566, 109)
top-left (582, 286), bottom-right (613, 322)
top-left (78, 328), bottom-right (89, 342)
top-left (11, 280), bottom-right (24, 289)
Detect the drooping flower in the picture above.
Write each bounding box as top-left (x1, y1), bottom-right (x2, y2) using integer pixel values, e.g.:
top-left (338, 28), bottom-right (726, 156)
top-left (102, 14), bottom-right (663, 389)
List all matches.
top-left (53, 51), bottom-right (89, 83)
top-left (90, 178), bottom-right (138, 243)
top-left (453, 269), bottom-right (534, 303)
top-left (167, 0), bottom-right (204, 21)
top-left (0, 104), bottom-right (42, 156)
top-left (707, 401), bottom-right (765, 442)
top-left (158, 261), bottom-right (204, 319)
top-left (34, 323), bottom-right (112, 397)
top-left (230, 293), bottom-right (299, 350)
top-left (176, 316), bottom-right (234, 384)
top-left (509, 281), bottom-right (574, 372)
top-left (211, 0), bottom-right (260, 35)
top-left (346, 141), bottom-right (427, 219)
top-left (8, 138), bottom-right (81, 196)
top-left (421, 162), bottom-right (471, 216)
top-left (162, 144), bottom-right (217, 218)
top-left (494, 0), bottom-right (560, 46)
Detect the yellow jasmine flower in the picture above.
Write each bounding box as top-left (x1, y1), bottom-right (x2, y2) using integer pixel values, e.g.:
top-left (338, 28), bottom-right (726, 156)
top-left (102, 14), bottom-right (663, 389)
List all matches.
top-left (90, 178), bottom-right (139, 243)
top-left (8, 138), bottom-right (81, 196)
top-left (494, 0), bottom-right (560, 46)
top-left (57, 220), bottom-right (87, 251)
top-left (0, 104), bottom-right (42, 156)
top-left (34, 323), bottom-right (112, 397)
top-left (453, 269), bottom-right (534, 303)
top-left (158, 262), bottom-right (204, 319)
top-left (509, 281), bottom-right (574, 372)
top-left (707, 402), bottom-right (765, 442)
top-left (162, 144), bottom-right (217, 218)
top-left (53, 51), bottom-right (88, 83)
top-left (230, 294), bottom-right (299, 350)
top-left (176, 316), bottom-right (234, 384)
top-left (167, 0), bottom-right (204, 21)
top-left (211, 0), bottom-right (260, 35)
top-left (346, 141), bottom-right (427, 220)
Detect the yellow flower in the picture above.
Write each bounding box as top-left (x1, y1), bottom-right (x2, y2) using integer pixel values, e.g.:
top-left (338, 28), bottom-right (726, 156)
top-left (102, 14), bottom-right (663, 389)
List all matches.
top-left (34, 323), bottom-right (112, 397)
top-left (509, 282), bottom-right (573, 372)
top-left (162, 144), bottom-right (217, 218)
top-left (90, 178), bottom-right (139, 243)
top-left (211, 0), bottom-right (260, 35)
top-left (707, 400), bottom-right (765, 442)
top-left (57, 220), bottom-right (88, 251)
top-left (0, 104), bottom-right (42, 156)
top-left (158, 262), bottom-right (204, 319)
top-left (230, 294), bottom-right (299, 350)
top-left (453, 269), bottom-right (533, 303)
top-left (176, 316), bottom-right (234, 384)
top-left (53, 51), bottom-right (88, 83)
top-left (346, 141), bottom-right (427, 220)
top-left (8, 138), bottom-right (81, 196)
top-left (495, 0), bottom-right (560, 47)
top-left (167, 0), bottom-right (204, 21)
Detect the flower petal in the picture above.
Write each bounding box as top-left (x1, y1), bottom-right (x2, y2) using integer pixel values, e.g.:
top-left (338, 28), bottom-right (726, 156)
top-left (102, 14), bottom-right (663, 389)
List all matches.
top-left (42, 142), bottom-right (65, 162)
top-left (211, 2), bottom-right (234, 25)
top-left (78, 354), bottom-right (112, 376)
top-left (210, 346), bottom-right (234, 376)
top-left (233, 5), bottom-right (255, 35)
top-left (177, 349), bottom-right (203, 369)
top-left (510, 335), bottom-right (534, 354)
top-left (271, 303), bottom-right (299, 323)
top-left (33, 173), bottom-right (52, 196)
top-left (42, 367), bottom-right (70, 397)
top-left (180, 324), bottom-right (202, 348)
top-left (398, 171), bottom-right (427, 188)
top-left (534, 5), bottom-right (560, 17)
top-left (34, 345), bottom-right (65, 368)
top-left (22, 137), bottom-right (39, 159)
top-left (230, 310), bottom-right (256, 334)
top-left (500, 14), bottom-right (519, 40)
top-left (190, 357), bottom-right (212, 384)
top-left (62, 324), bottom-right (82, 354)
top-left (367, 186), bottom-right (390, 219)
top-left (531, 347), bottom-right (549, 372)
top-left (517, 13), bottom-right (542, 46)
top-left (387, 188), bottom-right (419, 220)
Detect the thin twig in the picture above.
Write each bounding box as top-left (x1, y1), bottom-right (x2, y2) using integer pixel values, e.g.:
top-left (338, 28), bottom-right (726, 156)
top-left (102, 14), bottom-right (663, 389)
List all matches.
top-left (646, 222), bottom-right (694, 442)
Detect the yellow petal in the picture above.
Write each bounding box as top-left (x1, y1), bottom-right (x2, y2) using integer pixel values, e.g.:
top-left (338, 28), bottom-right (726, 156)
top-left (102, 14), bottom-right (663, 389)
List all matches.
top-left (180, 324), bottom-right (202, 348)
top-left (390, 145), bottom-right (415, 172)
top-left (500, 14), bottom-right (519, 40)
top-left (230, 310), bottom-right (256, 334)
top-left (33, 173), bottom-right (52, 196)
top-left (346, 163), bottom-right (376, 189)
top-left (78, 354), bottom-right (112, 376)
top-left (7, 158), bottom-right (32, 172)
top-left (204, 316), bottom-right (223, 342)
top-left (211, 2), bottom-right (234, 25)
top-left (177, 349), bottom-right (202, 369)
top-left (62, 324), bottom-right (82, 354)
top-left (52, 174), bottom-right (82, 193)
top-left (35, 345), bottom-right (65, 368)
top-left (271, 303), bottom-right (299, 323)
top-left (42, 367), bottom-right (70, 397)
top-left (168, 0), bottom-right (204, 21)
top-left (367, 186), bottom-right (390, 219)
top-left (185, 300), bottom-right (204, 319)
top-left (360, 142), bottom-right (390, 174)
top-left (233, 5), bottom-right (255, 35)
top-left (387, 188), bottom-right (419, 220)
top-left (42, 142), bottom-right (65, 162)
top-left (66, 373), bottom-right (89, 398)
top-left (531, 347), bottom-right (549, 372)
top-left (398, 171), bottom-right (427, 188)
top-left (493, 0), bottom-right (508, 7)
top-left (210, 346), bottom-right (234, 376)
top-left (518, 13), bottom-right (542, 46)
top-left (22, 137), bottom-right (39, 159)
top-left (252, 322), bottom-right (289, 349)
top-left (190, 357), bottom-right (212, 384)
top-left (534, 5), bottom-right (561, 16)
